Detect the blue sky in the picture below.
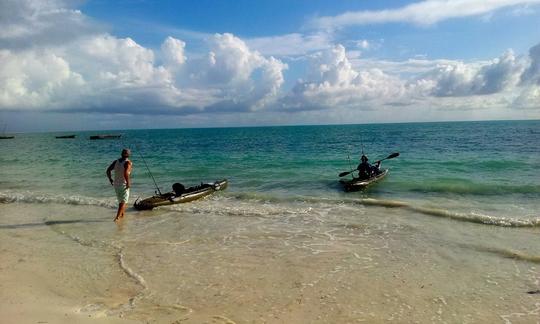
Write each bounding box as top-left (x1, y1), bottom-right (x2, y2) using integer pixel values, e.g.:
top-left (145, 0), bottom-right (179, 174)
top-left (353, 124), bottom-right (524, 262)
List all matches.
top-left (1, 0), bottom-right (540, 132)
top-left (81, 0), bottom-right (539, 59)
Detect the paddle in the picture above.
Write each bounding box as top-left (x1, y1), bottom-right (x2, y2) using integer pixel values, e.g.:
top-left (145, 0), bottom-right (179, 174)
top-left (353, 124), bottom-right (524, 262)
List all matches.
top-left (338, 152), bottom-right (400, 177)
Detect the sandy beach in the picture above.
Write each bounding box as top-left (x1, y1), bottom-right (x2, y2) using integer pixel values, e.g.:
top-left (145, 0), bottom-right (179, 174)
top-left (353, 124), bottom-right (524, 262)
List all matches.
top-left (2, 201), bottom-right (539, 323)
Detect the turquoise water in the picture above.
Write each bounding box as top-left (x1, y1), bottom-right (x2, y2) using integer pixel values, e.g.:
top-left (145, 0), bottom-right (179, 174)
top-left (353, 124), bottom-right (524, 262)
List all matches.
top-left (1, 120), bottom-right (539, 224)
top-left (2, 120), bottom-right (540, 322)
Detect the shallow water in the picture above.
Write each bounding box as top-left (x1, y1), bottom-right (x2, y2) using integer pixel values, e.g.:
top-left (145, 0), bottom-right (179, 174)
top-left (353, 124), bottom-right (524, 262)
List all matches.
top-left (1, 121), bottom-right (540, 322)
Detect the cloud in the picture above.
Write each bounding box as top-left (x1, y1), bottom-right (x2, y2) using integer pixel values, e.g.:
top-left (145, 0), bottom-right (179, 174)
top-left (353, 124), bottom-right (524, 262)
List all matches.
top-left (246, 32), bottom-right (333, 56)
top-left (0, 32), bottom-right (287, 114)
top-left (0, 49), bottom-right (85, 109)
top-left (281, 45), bottom-right (408, 110)
top-left (349, 57), bottom-right (457, 76)
top-left (161, 36), bottom-right (186, 67)
top-left (0, 0), bottom-right (539, 124)
top-left (513, 85), bottom-right (540, 109)
top-left (520, 42), bottom-right (540, 85)
top-left (279, 42), bottom-right (540, 113)
top-left (0, 0), bottom-right (103, 49)
top-left (311, 0), bottom-right (540, 29)
top-left (174, 33), bottom-right (288, 111)
top-left (423, 50), bottom-right (525, 97)
top-left (0, 1), bottom-right (289, 114)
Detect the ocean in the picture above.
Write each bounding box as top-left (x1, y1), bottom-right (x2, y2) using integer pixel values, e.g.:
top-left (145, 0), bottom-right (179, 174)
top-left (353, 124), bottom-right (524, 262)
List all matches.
top-left (1, 120), bottom-right (540, 323)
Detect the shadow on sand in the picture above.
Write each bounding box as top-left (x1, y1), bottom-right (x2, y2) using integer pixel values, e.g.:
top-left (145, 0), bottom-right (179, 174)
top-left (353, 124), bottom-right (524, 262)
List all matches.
top-left (0, 219), bottom-right (106, 229)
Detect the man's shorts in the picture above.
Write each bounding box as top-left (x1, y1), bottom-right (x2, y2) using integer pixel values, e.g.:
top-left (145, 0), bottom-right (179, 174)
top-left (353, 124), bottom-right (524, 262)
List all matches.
top-left (114, 186), bottom-right (130, 203)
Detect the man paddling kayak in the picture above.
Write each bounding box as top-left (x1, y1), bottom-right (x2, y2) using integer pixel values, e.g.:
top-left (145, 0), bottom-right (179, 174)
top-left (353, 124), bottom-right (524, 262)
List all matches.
top-left (357, 154), bottom-right (381, 179)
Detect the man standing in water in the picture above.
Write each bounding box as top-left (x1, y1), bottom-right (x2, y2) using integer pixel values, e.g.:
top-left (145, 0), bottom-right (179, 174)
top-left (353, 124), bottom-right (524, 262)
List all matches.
top-left (106, 148), bottom-right (132, 222)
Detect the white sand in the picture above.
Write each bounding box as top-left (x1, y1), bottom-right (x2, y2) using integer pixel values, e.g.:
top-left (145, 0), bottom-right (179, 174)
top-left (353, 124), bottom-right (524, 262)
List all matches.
top-left (1, 202), bottom-right (540, 323)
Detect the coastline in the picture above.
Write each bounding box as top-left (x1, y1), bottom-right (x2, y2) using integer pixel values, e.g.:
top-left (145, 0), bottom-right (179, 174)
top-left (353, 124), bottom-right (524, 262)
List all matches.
top-left (1, 201), bottom-right (539, 323)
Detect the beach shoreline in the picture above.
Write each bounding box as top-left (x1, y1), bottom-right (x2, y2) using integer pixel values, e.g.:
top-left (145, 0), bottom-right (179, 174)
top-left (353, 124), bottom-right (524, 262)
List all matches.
top-left (1, 202), bottom-right (539, 323)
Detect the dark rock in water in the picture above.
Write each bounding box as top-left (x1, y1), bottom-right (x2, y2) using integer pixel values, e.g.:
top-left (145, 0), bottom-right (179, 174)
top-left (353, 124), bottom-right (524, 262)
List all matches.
top-left (526, 289), bottom-right (540, 294)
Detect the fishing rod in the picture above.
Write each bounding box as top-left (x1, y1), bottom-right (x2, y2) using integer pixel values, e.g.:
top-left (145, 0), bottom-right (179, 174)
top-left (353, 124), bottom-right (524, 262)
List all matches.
top-left (346, 145), bottom-right (355, 180)
top-left (135, 144), bottom-right (162, 195)
top-left (360, 132), bottom-right (365, 156)
top-left (120, 135), bottom-right (162, 195)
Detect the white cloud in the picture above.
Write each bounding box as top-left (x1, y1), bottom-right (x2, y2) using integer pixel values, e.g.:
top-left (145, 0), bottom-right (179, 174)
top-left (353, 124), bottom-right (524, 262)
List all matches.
top-left (0, 0), bottom-right (538, 125)
top-left (513, 85), bottom-right (540, 109)
top-left (312, 0), bottom-right (540, 29)
top-left (0, 31), bottom-right (287, 114)
top-left (0, 49), bottom-right (85, 109)
top-left (182, 33), bottom-right (288, 110)
top-left (357, 40), bottom-right (370, 50)
top-left (280, 43), bottom-right (540, 113)
top-left (73, 35), bottom-right (169, 87)
top-left (0, 0), bottom-right (103, 49)
top-left (161, 36), bottom-right (187, 67)
top-left (281, 45), bottom-right (407, 110)
top-left (521, 43), bottom-right (540, 85)
top-left (422, 50), bottom-right (525, 96)
top-left (246, 32), bottom-right (333, 56)
top-left (349, 57), bottom-right (458, 76)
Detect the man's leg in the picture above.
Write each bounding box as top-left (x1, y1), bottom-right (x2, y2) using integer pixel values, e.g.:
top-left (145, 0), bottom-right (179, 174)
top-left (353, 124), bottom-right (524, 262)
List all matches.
top-left (114, 202), bottom-right (126, 221)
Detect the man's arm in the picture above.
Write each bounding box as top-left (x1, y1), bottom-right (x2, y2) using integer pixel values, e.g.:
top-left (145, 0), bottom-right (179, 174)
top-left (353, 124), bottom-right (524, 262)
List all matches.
top-left (106, 161), bottom-right (115, 185)
top-left (124, 161), bottom-right (132, 188)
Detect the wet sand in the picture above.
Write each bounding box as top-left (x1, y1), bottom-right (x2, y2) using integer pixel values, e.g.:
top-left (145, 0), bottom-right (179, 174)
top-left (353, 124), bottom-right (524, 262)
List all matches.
top-left (1, 202), bottom-right (539, 323)
top-left (0, 206), bottom-right (139, 323)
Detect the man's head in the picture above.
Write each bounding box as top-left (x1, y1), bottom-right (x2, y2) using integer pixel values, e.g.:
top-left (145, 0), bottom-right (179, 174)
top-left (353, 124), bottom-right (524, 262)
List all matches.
top-left (361, 155), bottom-right (368, 162)
top-left (121, 148), bottom-right (131, 159)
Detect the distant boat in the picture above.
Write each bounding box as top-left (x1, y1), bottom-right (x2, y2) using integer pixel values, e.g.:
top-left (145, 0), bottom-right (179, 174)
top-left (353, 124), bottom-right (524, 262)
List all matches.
top-left (1, 124), bottom-right (14, 139)
top-left (55, 135), bottom-right (76, 139)
top-left (89, 134), bottom-right (122, 140)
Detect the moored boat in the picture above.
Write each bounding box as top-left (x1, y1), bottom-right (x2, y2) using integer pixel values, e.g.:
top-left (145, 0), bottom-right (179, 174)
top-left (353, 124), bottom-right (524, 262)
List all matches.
top-left (134, 179), bottom-right (228, 210)
top-left (55, 135), bottom-right (76, 139)
top-left (0, 136), bottom-right (14, 139)
top-left (339, 169), bottom-right (389, 192)
top-left (89, 134), bottom-right (122, 140)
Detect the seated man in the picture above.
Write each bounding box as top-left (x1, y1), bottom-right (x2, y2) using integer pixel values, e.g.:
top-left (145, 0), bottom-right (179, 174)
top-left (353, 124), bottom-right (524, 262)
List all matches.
top-left (357, 155), bottom-right (381, 179)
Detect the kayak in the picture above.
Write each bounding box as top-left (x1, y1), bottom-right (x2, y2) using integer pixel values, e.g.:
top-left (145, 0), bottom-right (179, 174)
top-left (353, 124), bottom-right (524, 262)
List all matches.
top-left (134, 179), bottom-right (228, 210)
top-left (339, 169), bottom-right (388, 192)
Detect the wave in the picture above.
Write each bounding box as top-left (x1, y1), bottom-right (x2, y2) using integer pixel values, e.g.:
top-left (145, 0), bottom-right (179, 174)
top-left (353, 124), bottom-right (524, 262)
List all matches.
top-left (225, 195), bottom-right (540, 228)
top-left (0, 191), bottom-right (116, 208)
top-left (406, 204), bottom-right (540, 227)
top-left (1, 190), bottom-right (539, 228)
top-left (462, 244), bottom-right (540, 264)
top-left (393, 180), bottom-right (540, 196)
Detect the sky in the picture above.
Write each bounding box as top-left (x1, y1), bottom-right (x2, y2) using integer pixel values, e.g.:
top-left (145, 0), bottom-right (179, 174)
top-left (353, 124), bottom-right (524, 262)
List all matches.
top-left (1, 0), bottom-right (540, 132)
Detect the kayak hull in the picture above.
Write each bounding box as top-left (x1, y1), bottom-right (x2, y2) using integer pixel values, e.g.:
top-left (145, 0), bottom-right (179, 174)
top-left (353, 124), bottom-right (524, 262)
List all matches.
top-left (134, 179), bottom-right (228, 210)
top-left (339, 169), bottom-right (388, 192)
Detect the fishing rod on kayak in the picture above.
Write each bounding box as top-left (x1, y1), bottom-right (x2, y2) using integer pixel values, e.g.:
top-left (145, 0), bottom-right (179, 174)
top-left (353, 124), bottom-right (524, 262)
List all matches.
top-left (338, 152), bottom-right (399, 177)
top-left (360, 133), bottom-right (365, 156)
top-left (346, 145), bottom-right (355, 180)
top-left (135, 144), bottom-right (162, 195)
top-left (119, 136), bottom-right (163, 195)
